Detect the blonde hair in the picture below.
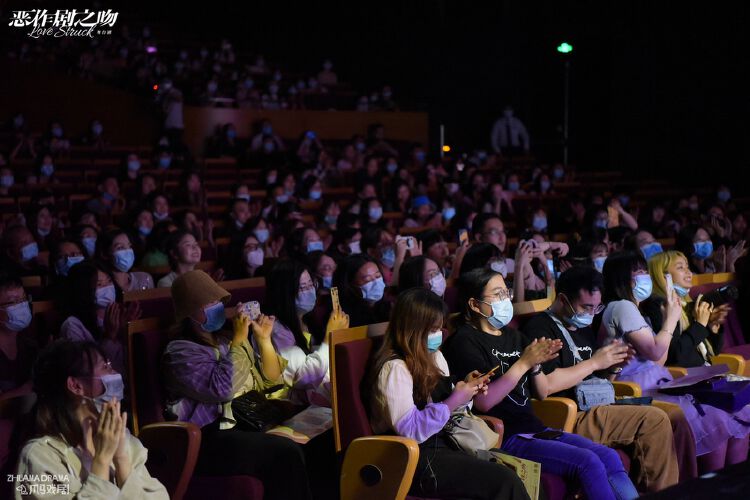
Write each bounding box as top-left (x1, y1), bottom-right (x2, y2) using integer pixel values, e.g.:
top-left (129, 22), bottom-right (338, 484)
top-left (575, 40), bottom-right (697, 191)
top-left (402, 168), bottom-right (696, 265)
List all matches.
top-left (647, 250), bottom-right (690, 330)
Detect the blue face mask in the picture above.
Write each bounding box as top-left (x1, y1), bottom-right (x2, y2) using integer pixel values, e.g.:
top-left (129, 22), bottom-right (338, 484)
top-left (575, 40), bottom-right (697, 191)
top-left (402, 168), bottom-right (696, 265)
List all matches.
top-left (200, 302), bottom-right (226, 332)
top-left (674, 284), bottom-right (690, 297)
top-left (102, 191), bottom-right (116, 202)
top-left (321, 276), bottom-right (333, 289)
top-left (82, 237), bottom-right (97, 257)
top-left (594, 219), bottom-right (608, 229)
top-left (532, 216), bottom-right (548, 231)
top-left (593, 256), bottom-right (607, 273)
top-left (427, 330), bottom-right (443, 353)
top-left (295, 289), bottom-right (317, 314)
top-left (21, 242), bottom-right (39, 262)
top-left (415, 151), bottom-right (426, 163)
top-left (56, 255), bottom-right (85, 277)
top-left (2, 302), bottom-right (32, 332)
top-left (159, 157), bottom-right (172, 169)
top-left (307, 241), bottom-right (324, 253)
top-left (632, 275), bottom-right (653, 301)
top-left (275, 194), bottom-right (289, 204)
top-left (442, 207), bottom-right (456, 221)
top-left (717, 190), bottom-right (731, 203)
top-left (113, 248), bottom-right (135, 272)
top-left (41, 164), bottom-right (54, 177)
top-left (227, 130), bottom-right (237, 139)
top-left (640, 242), bottom-right (663, 261)
top-left (138, 226), bottom-right (152, 236)
top-left (254, 229), bottom-right (269, 243)
top-left (361, 277), bottom-right (386, 303)
top-left (480, 298), bottom-right (514, 329)
top-left (324, 215), bottom-right (338, 227)
top-left (381, 247), bottom-right (396, 268)
top-left (508, 181), bottom-right (520, 192)
top-left (95, 285), bottom-right (117, 308)
top-left (562, 295), bottom-right (595, 328)
top-left (369, 207), bottom-right (383, 221)
top-left (540, 180), bottom-right (551, 192)
top-left (693, 241), bottom-right (713, 260)
top-left (386, 163), bottom-right (398, 174)
top-left (127, 160), bottom-right (141, 171)
top-left (309, 190), bottom-right (322, 201)
top-left (262, 125), bottom-right (273, 135)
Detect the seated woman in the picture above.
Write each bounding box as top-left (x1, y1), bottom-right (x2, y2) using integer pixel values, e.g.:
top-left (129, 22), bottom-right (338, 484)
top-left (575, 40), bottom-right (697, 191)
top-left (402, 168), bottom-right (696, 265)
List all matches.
top-left (161, 270), bottom-right (312, 500)
top-left (262, 260), bottom-right (348, 405)
top-left (601, 251), bottom-right (750, 471)
top-left (305, 251), bottom-right (336, 292)
top-left (16, 340), bottom-right (168, 498)
top-left (224, 230), bottom-right (267, 280)
top-left (59, 262), bottom-right (139, 375)
top-left (444, 268), bottom-right (639, 500)
top-left (96, 229), bottom-right (154, 292)
top-left (0, 274), bottom-right (36, 399)
top-left (333, 254), bottom-right (391, 327)
top-left (46, 238), bottom-right (87, 300)
top-left (366, 288), bottom-right (528, 500)
top-left (157, 230), bottom-right (202, 288)
top-left (396, 256), bottom-right (446, 298)
top-left (284, 227), bottom-right (325, 261)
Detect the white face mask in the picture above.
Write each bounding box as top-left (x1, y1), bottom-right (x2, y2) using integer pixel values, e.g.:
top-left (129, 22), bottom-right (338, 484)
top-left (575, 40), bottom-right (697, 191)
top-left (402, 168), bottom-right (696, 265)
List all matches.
top-left (429, 273), bottom-right (447, 297)
top-left (246, 248), bottom-right (264, 268)
top-left (348, 241), bottom-right (361, 254)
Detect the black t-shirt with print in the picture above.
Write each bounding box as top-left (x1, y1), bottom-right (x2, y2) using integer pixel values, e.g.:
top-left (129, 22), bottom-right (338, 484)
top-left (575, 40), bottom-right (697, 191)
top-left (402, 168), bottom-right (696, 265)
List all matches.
top-left (444, 323), bottom-right (544, 437)
top-left (522, 312), bottom-right (596, 400)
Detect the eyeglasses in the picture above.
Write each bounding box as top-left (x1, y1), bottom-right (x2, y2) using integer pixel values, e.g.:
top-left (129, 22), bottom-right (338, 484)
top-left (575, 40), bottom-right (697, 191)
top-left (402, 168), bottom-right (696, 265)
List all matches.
top-left (299, 282), bottom-right (318, 293)
top-left (562, 294), bottom-right (604, 315)
top-left (484, 229), bottom-right (505, 237)
top-left (0, 295), bottom-right (31, 309)
top-left (482, 288), bottom-right (514, 302)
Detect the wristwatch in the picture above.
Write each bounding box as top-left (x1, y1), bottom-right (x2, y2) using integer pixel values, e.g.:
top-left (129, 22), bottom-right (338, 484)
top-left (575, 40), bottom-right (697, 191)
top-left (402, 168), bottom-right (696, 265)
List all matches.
top-left (608, 367), bottom-right (623, 375)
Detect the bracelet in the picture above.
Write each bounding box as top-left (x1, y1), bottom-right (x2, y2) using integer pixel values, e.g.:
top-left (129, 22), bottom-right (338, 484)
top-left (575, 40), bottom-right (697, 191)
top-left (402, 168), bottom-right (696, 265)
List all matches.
top-left (530, 365), bottom-right (543, 376)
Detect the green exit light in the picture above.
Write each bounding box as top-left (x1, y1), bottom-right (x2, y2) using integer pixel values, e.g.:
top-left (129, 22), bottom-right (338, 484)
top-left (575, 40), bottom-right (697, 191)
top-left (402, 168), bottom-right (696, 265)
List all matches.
top-left (557, 42), bottom-right (573, 54)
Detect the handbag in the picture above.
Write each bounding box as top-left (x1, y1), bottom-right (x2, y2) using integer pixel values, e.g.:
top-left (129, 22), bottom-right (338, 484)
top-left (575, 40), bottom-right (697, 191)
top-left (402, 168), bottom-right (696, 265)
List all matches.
top-left (575, 377), bottom-right (616, 411)
top-left (659, 374), bottom-right (750, 413)
top-left (546, 312), bottom-right (615, 411)
top-left (442, 406), bottom-right (500, 455)
top-left (231, 386), bottom-right (298, 432)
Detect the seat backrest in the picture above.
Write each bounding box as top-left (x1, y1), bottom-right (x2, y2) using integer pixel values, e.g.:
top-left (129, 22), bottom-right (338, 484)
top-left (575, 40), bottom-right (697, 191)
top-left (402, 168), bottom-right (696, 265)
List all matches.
top-left (444, 285), bottom-right (459, 313)
top-left (139, 422), bottom-right (201, 500)
top-left (128, 318), bottom-right (171, 435)
top-left (330, 323), bottom-right (388, 452)
top-left (334, 338), bottom-right (376, 452)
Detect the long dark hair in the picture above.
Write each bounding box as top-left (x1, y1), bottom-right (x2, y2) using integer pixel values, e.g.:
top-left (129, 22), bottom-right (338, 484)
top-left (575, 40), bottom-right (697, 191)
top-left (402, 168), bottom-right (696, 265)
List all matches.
top-left (333, 253), bottom-right (380, 313)
top-left (459, 243), bottom-right (502, 276)
top-left (397, 256), bottom-right (428, 294)
top-left (456, 267), bottom-right (497, 328)
top-left (264, 259), bottom-right (313, 354)
top-left (367, 288), bottom-right (446, 407)
top-left (63, 261), bottom-right (118, 339)
top-left (225, 230), bottom-right (255, 280)
top-left (164, 229), bottom-right (193, 271)
top-left (33, 340), bottom-right (105, 445)
top-left (602, 251), bottom-right (647, 304)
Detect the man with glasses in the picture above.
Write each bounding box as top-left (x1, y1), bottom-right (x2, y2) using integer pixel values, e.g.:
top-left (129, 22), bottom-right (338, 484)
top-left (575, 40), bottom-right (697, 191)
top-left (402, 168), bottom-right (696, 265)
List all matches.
top-left (521, 266), bottom-right (679, 493)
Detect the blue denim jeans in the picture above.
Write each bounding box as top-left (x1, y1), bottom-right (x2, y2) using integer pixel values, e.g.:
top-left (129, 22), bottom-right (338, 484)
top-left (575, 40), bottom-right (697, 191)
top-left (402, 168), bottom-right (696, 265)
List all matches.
top-left (502, 430), bottom-right (639, 500)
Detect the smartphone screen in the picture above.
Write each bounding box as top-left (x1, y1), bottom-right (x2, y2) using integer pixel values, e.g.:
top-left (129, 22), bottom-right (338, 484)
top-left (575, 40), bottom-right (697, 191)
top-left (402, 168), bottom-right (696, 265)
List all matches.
top-left (665, 273), bottom-right (673, 297)
top-left (330, 286), bottom-right (340, 313)
top-left (607, 206), bottom-right (619, 228)
top-left (458, 229), bottom-right (469, 245)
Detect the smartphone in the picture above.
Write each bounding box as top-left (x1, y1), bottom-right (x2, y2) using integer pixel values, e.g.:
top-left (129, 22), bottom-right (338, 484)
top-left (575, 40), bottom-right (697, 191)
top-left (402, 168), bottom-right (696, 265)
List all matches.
top-left (458, 229), bottom-right (469, 246)
top-left (665, 273), bottom-right (674, 298)
top-left (546, 259), bottom-right (555, 277)
top-left (481, 364), bottom-right (501, 379)
top-left (607, 206), bottom-right (619, 228)
top-left (239, 301), bottom-right (261, 321)
top-left (533, 430), bottom-right (563, 440)
top-left (330, 286), bottom-right (340, 313)
top-left (396, 235), bottom-right (413, 249)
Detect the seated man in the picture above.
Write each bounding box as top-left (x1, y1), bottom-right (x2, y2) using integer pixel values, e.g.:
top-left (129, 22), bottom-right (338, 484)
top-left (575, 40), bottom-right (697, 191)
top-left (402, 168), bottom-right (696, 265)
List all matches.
top-left (521, 266), bottom-right (680, 492)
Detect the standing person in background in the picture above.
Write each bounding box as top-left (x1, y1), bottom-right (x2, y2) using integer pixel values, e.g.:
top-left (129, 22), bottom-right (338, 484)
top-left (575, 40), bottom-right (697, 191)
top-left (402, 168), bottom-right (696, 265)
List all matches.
top-left (491, 106), bottom-right (530, 157)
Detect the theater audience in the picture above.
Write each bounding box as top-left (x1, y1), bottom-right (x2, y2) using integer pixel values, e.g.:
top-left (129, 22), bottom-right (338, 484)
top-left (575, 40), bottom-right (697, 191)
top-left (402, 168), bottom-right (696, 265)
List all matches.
top-left (445, 268), bottom-right (640, 500)
top-left (161, 271), bottom-right (312, 500)
top-left (367, 288), bottom-right (529, 500)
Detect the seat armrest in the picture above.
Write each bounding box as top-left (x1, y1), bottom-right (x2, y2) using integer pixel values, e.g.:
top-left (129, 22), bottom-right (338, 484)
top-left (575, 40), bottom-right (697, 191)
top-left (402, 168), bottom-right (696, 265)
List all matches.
top-left (711, 354), bottom-right (745, 375)
top-left (613, 381), bottom-right (642, 398)
top-left (476, 415), bottom-right (504, 446)
top-left (667, 366), bottom-right (688, 379)
top-left (531, 397), bottom-right (578, 433)
top-left (340, 436), bottom-right (419, 500)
